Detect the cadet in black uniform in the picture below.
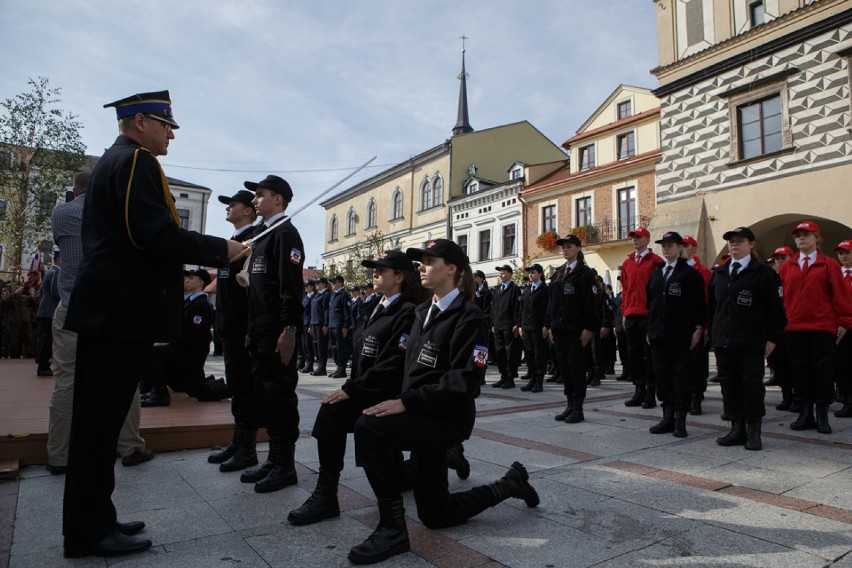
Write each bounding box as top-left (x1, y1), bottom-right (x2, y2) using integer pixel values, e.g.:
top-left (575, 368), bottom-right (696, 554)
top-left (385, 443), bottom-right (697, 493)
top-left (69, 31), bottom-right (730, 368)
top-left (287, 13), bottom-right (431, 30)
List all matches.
top-left (359, 282), bottom-right (379, 323)
top-left (287, 250), bottom-right (427, 526)
top-left (473, 270), bottom-right (492, 385)
top-left (644, 232), bottom-right (706, 438)
top-left (327, 275), bottom-right (352, 378)
top-left (544, 234), bottom-right (601, 424)
top-left (62, 91), bottom-right (242, 558)
top-left (299, 280), bottom-right (316, 373)
top-left (309, 278), bottom-right (330, 375)
top-left (239, 175), bottom-right (305, 493)
top-left (491, 265), bottom-right (521, 389)
top-left (519, 264), bottom-right (549, 393)
top-left (589, 273), bottom-right (612, 386)
top-left (208, 190), bottom-right (263, 471)
top-left (349, 239), bottom-right (539, 565)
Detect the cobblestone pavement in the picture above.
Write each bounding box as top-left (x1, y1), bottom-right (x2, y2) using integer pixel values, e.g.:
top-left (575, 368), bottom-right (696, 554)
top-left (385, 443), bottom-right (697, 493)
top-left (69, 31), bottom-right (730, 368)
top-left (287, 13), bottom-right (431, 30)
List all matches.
top-left (6, 358), bottom-right (852, 567)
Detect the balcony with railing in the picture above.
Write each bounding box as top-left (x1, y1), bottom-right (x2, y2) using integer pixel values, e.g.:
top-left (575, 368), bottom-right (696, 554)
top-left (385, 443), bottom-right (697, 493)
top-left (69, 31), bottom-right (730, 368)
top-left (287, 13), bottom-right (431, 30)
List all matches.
top-left (573, 215), bottom-right (652, 246)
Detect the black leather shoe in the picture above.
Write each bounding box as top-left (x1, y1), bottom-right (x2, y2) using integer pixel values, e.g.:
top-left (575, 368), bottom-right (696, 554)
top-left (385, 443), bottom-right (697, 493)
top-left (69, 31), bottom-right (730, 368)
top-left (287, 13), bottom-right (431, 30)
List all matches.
top-left (240, 461), bottom-right (275, 483)
top-left (47, 464), bottom-right (67, 475)
top-left (330, 368), bottom-right (347, 379)
top-left (122, 448), bottom-right (155, 467)
top-left (208, 444), bottom-right (236, 464)
top-left (116, 521), bottom-right (145, 536)
top-left (254, 464), bottom-right (298, 493)
top-left (219, 448), bottom-right (258, 472)
top-left (64, 531), bottom-right (152, 558)
top-left (141, 394), bottom-right (170, 407)
top-left (37, 368), bottom-right (53, 377)
top-left (310, 367), bottom-right (327, 376)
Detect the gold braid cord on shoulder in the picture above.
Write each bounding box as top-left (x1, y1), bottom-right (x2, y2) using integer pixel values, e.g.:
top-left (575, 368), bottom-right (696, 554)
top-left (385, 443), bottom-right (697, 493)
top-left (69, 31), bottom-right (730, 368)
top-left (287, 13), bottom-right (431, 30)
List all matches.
top-left (124, 148), bottom-right (182, 250)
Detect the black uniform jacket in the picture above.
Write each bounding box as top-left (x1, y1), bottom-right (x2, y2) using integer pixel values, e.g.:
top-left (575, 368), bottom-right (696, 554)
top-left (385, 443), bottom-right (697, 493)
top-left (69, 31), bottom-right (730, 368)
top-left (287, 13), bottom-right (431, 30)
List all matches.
top-left (399, 293), bottom-right (487, 438)
top-left (66, 136), bottom-right (228, 342)
top-left (327, 288), bottom-right (352, 329)
top-left (215, 225), bottom-right (261, 339)
top-left (545, 263), bottom-right (601, 334)
top-left (707, 255), bottom-right (787, 350)
top-left (310, 288), bottom-right (330, 326)
top-left (474, 284), bottom-right (492, 328)
top-left (302, 292), bottom-right (314, 328)
top-left (645, 258), bottom-right (707, 341)
top-left (600, 291), bottom-right (615, 329)
top-left (491, 281), bottom-right (521, 330)
top-left (359, 294), bottom-right (381, 327)
top-left (341, 297), bottom-right (417, 406)
top-left (350, 297), bottom-right (363, 332)
top-left (247, 218), bottom-right (305, 337)
top-left (520, 282), bottom-right (550, 332)
top-left (181, 294), bottom-right (214, 363)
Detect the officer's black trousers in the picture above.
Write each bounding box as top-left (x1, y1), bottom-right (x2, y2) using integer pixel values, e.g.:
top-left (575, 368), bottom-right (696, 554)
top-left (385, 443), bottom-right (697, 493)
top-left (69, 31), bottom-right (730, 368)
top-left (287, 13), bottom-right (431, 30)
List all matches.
top-left (63, 334), bottom-right (146, 548)
top-left (223, 334), bottom-right (262, 429)
top-left (786, 331), bottom-right (836, 404)
top-left (311, 324), bottom-right (328, 367)
top-left (493, 328), bottom-right (519, 378)
top-left (354, 413), bottom-right (495, 529)
top-left (650, 338), bottom-right (692, 411)
top-left (689, 340), bottom-right (710, 395)
top-left (767, 335), bottom-right (793, 395)
top-left (521, 329), bottom-right (548, 378)
top-left (834, 332), bottom-right (852, 398)
top-left (553, 329), bottom-right (592, 399)
top-left (329, 327), bottom-right (351, 368)
top-left (625, 316), bottom-right (655, 388)
top-left (716, 347), bottom-right (766, 418)
top-left (249, 335), bottom-right (300, 444)
top-left (35, 316), bottom-right (53, 369)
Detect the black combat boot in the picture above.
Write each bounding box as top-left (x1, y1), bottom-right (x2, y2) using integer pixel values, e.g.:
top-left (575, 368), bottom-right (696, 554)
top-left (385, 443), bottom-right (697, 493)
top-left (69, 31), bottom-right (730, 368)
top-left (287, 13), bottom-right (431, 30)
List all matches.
top-left (531, 375), bottom-right (544, 393)
top-left (492, 372), bottom-right (507, 388)
top-left (624, 385), bottom-right (645, 407)
top-left (208, 428), bottom-right (238, 464)
top-left (486, 462), bottom-right (540, 508)
top-left (673, 410), bottom-right (687, 438)
top-left (254, 443), bottom-right (298, 493)
top-left (219, 428), bottom-right (258, 472)
top-left (776, 386), bottom-right (792, 411)
top-left (520, 377), bottom-right (534, 391)
top-left (815, 403), bottom-right (832, 434)
top-left (348, 498), bottom-right (410, 565)
top-left (565, 397), bottom-right (585, 424)
top-left (501, 373), bottom-right (517, 389)
top-left (300, 361), bottom-right (314, 374)
top-left (310, 364), bottom-right (327, 376)
top-left (649, 406), bottom-right (675, 434)
top-left (642, 384), bottom-right (657, 409)
top-left (835, 395), bottom-right (852, 418)
top-left (287, 469), bottom-right (341, 525)
top-left (688, 393), bottom-right (703, 416)
top-left (744, 418), bottom-right (762, 450)
top-left (789, 399), bottom-right (802, 413)
top-left (790, 402), bottom-right (817, 431)
top-left (545, 374), bottom-right (560, 383)
top-left (554, 397), bottom-right (573, 421)
top-left (716, 417), bottom-right (746, 446)
top-left (447, 444), bottom-right (470, 479)
top-left (590, 367), bottom-right (603, 386)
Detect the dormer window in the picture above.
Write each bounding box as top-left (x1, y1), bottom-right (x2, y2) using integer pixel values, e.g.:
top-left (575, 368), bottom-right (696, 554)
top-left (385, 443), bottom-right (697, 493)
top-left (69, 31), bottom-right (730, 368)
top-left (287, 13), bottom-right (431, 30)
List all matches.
top-left (510, 167), bottom-right (523, 180)
top-left (617, 100), bottom-right (632, 120)
top-left (579, 144), bottom-right (596, 171)
top-left (749, 1), bottom-right (765, 27)
top-left (468, 182), bottom-right (479, 194)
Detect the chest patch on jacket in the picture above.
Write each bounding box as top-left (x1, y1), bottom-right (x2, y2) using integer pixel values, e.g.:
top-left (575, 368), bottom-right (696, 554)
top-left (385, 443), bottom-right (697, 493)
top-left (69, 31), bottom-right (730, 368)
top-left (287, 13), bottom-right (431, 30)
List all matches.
top-left (218, 267), bottom-right (230, 279)
top-left (737, 290), bottom-right (753, 307)
top-left (563, 282), bottom-right (575, 295)
top-left (417, 341), bottom-right (439, 367)
top-left (361, 335), bottom-right (379, 358)
top-left (252, 255), bottom-right (267, 274)
top-left (667, 282), bottom-right (681, 297)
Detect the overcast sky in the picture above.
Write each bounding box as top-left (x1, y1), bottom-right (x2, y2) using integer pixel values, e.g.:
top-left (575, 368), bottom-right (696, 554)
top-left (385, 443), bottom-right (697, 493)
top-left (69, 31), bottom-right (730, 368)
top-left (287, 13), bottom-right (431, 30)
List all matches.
top-left (0, 0), bottom-right (659, 267)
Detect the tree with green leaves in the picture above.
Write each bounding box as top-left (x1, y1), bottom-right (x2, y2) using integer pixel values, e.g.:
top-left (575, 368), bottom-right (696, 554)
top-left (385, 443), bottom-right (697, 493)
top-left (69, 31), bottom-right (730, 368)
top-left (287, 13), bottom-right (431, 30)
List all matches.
top-left (321, 231), bottom-right (402, 286)
top-left (0, 77), bottom-right (86, 281)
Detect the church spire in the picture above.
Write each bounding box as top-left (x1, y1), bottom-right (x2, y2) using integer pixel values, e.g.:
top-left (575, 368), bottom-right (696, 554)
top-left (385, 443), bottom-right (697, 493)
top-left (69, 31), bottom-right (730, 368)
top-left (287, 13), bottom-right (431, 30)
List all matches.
top-left (452, 35), bottom-right (473, 136)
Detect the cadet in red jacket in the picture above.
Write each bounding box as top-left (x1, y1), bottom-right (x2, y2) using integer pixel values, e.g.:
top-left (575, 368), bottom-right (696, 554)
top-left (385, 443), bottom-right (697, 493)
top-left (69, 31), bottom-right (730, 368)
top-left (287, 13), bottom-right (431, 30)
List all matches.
top-left (833, 240), bottom-right (852, 418)
top-left (778, 221), bottom-right (852, 434)
top-left (620, 227), bottom-right (663, 408)
top-left (683, 235), bottom-right (712, 415)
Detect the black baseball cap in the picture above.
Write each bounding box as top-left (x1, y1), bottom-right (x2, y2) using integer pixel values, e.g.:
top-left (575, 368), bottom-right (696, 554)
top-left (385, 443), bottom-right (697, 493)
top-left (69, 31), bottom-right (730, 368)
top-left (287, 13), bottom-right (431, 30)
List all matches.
top-left (406, 239), bottom-right (470, 268)
top-left (363, 282), bottom-right (374, 289)
top-left (184, 268), bottom-right (211, 286)
top-left (244, 175), bottom-right (293, 202)
top-left (524, 264), bottom-right (544, 273)
top-left (349, 285), bottom-right (361, 292)
top-left (331, 274), bottom-right (345, 283)
top-left (218, 189), bottom-right (255, 208)
top-left (722, 226), bottom-right (756, 241)
top-left (655, 231), bottom-right (684, 245)
top-left (473, 270), bottom-right (486, 279)
top-left (316, 277), bottom-right (329, 285)
top-left (361, 249), bottom-right (414, 272)
top-left (304, 279), bottom-right (316, 287)
top-left (556, 234), bottom-right (582, 246)
top-left (495, 264), bottom-right (513, 273)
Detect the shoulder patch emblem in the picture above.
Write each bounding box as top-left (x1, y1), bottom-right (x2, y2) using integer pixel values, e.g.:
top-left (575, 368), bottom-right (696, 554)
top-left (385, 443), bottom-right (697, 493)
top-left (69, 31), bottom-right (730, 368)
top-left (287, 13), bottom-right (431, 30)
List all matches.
top-left (473, 345), bottom-right (488, 368)
top-left (290, 248), bottom-right (302, 265)
top-left (398, 333), bottom-right (410, 351)
top-left (192, 314), bottom-right (203, 325)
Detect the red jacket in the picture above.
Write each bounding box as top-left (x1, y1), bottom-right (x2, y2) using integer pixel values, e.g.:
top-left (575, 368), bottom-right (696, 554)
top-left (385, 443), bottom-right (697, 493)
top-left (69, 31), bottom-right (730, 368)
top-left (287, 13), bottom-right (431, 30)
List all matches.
top-left (778, 251), bottom-right (852, 333)
top-left (621, 248), bottom-right (663, 317)
top-left (690, 256), bottom-right (712, 299)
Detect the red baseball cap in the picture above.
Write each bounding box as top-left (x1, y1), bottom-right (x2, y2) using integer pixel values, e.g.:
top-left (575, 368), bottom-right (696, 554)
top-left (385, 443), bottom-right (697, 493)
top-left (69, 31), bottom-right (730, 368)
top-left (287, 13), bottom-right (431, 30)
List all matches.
top-left (835, 240), bottom-right (852, 252)
top-left (682, 235), bottom-right (698, 246)
top-left (628, 227), bottom-right (650, 238)
top-left (772, 246), bottom-right (794, 257)
top-left (792, 220), bottom-right (820, 235)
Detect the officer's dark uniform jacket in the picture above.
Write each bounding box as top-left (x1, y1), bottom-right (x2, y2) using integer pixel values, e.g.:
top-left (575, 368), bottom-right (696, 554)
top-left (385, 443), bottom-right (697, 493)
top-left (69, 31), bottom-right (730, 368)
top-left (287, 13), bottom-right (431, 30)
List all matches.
top-left (302, 292), bottom-right (313, 329)
top-left (545, 263), bottom-right (602, 333)
top-left (180, 293), bottom-right (214, 363)
top-left (66, 136), bottom-right (228, 341)
top-left (707, 255), bottom-right (787, 350)
top-left (341, 297), bottom-right (417, 406)
top-left (247, 218), bottom-right (305, 336)
top-left (645, 258), bottom-right (707, 341)
top-left (215, 225), bottom-right (261, 339)
top-left (520, 282), bottom-right (549, 332)
top-left (360, 293), bottom-right (380, 326)
top-left (350, 296), bottom-right (363, 332)
top-left (597, 285), bottom-right (614, 329)
top-left (327, 288), bottom-right (352, 329)
top-left (491, 281), bottom-right (521, 330)
top-left (310, 288), bottom-right (330, 326)
top-left (398, 294), bottom-right (487, 438)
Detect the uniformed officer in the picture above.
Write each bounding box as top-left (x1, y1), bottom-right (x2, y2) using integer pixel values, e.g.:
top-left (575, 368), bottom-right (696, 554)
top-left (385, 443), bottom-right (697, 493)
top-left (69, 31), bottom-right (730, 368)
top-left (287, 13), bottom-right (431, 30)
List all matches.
top-left (645, 232), bottom-right (706, 438)
top-left (309, 277), bottom-right (330, 375)
top-left (207, 190), bottom-right (263, 472)
top-left (239, 174), bottom-right (305, 492)
top-left (359, 282), bottom-right (379, 323)
top-left (62, 91), bottom-right (242, 558)
top-left (589, 272), bottom-right (612, 386)
top-left (768, 246), bottom-right (796, 411)
top-left (544, 234), bottom-right (601, 424)
top-left (834, 240), bottom-right (852, 418)
top-left (709, 226), bottom-right (786, 450)
top-left (473, 270), bottom-right (492, 385)
top-left (682, 235), bottom-right (712, 415)
top-left (299, 280), bottom-right (316, 373)
top-left (519, 264), bottom-right (549, 393)
top-left (327, 275), bottom-right (352, 378)
top-left (349, 239), bottom-right (538, 565)
top-left (287, 250), bottom-right (426, 526)
top-left (491, 265), bottom-right (521, 388)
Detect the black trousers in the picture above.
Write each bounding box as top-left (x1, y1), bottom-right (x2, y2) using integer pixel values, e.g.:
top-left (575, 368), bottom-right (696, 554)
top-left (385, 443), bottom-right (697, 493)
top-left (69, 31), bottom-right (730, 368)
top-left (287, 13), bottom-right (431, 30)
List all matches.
top-left (63, 334), bottom-right (147, 548)
top-left (689, 340), bottom-right (710, 395)
top-left (148, 345), bottom-right (205, 398)
top-left (716, 347), bottom-right (766, 419)
top-left (603, 331), bottom-right (617, 369)
top-left (312, 398), bottom-right (369, 473)
top-left (35, 316), bottom-right (53, 369)
top-left (834, 332), bottom-right (852, 399)
top-left (787, 331), bottom-right (836, 404)
top-left (493, 328), bottom-right (519, 378)
top-left (625, 316), bottom-right (655, 388)
top-left (329, 327), bottom-right (351, 368)
top-left (521, 329), bottom-right (548, 378)
top-left (249, 335), bottom-right (300, 444)
top-left (311, 324), bottom-right (328, 367)
top-left (300, 328), bottom-right (314, 364)
top-left (650, 337), bottom-right (692, 412)
top-left (354, 413), bottom-right (494, 529)
top-left (616, 330), bottom-right (629, 377)
top-left (553, 329), bottom-right (592, 399)
top-left (223, 334), bottom-right (263, 429)
top-left (767, 335), bottom-right (793, 398)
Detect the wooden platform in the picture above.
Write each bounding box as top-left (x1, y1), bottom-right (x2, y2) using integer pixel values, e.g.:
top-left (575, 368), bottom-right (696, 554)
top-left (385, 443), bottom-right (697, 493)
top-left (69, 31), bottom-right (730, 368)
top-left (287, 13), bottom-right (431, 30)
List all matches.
top-left (0, 358), bottom-right (264, 467)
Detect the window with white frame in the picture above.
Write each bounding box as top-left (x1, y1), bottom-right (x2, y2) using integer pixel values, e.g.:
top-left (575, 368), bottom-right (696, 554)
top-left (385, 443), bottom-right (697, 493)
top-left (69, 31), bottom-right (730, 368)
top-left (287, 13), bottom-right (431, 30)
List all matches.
top-left (724, 74), bottom-right (791, 162)
top-left (457, 234), bottom-right (468, 256)
top-left (616, 131), bottom-right (636, 160)
top-left (177, 208), bottom-right (190, 230)
top-left (432, 174), bottom-right (443, 207)
top-left (541, 204), bottom-right (556, 233)
top-left (502, 224), bottom-right (516, 257)
top-left (478, 229), bottom-right (491, 262)
top-left (617, 186), bottom-right (637, 239)
top-left (419, 178), bottom-right (433, 211)
top-left (510, 166), bottom-right (523, 180)
top-left (366, 199), bottom-right (377, 229)
top-left (575, 196), bottom-right (592, 227)
top-left (391, 188), bottom-right (403, 219)
top-left (329, 215), bottom-right (338, 241)
top-left (346, 207), bottom-right (356, 236)
top-left (617, 100), bottom-right (632, 120)
top-left (578, 144), bottom-right (595, 170)
top-left (467, 181), bottom-right (479, 194)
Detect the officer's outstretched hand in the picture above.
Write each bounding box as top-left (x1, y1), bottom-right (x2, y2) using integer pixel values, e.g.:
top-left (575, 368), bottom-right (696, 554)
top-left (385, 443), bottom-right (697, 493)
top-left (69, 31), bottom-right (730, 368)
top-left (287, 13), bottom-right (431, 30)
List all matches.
top-left (276, 331), bottom-right (296, 365)
top-left (226, 239), bottom-right (248, 262)
top-left (363, 399), bottom-right (406, 417)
